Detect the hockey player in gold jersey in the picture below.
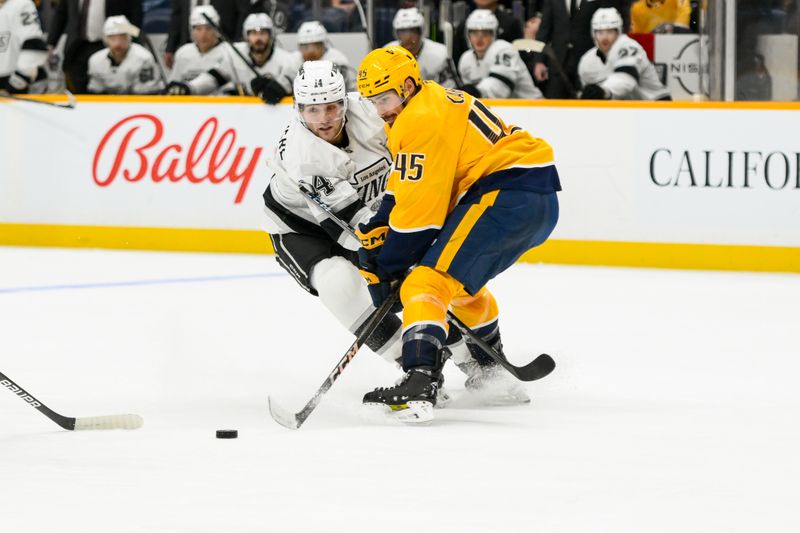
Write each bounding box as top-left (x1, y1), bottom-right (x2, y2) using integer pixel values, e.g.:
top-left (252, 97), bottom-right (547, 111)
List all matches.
top-left (631, 0), bottom-right (692, 34)
top-left (355, 46), bottom-right (561, 422)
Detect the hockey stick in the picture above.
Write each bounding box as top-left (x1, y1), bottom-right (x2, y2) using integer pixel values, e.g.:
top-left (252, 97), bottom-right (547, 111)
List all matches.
top-left (352, 0), bottom-right (375, 49)
top-left (440, 0), bottom-right (465, 87)
top-left (442, 21), bottom-right (465, 87)
top-left (0, 370), bottom-right (143, 430)
top-left (0, 90), bottom-right (76, 109)
top-left (267, 289), bottom-right (400, 430)
top-left (293, 178), bottom-right (556, 382)
top-left (138, 30), bottom-right (169, 90)
top-left (202, 13), bottom-right (265, 80)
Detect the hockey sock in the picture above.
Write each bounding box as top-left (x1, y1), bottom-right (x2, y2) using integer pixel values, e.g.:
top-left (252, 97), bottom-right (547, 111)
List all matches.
top-left (401, 323), bottom-right (447, 371)
top-left (465, 319), bottom-right (501, 366)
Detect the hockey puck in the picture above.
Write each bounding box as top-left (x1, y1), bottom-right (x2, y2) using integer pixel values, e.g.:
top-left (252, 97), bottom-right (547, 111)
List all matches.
top-left (215, 429), bottom-right (238, 439)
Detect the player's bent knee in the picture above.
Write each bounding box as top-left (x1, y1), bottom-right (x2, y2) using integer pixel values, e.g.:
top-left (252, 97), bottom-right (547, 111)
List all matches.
top-left (311, 256), bottom-right (373, 332)
top-left (400, 267), bottom-right (463, 327)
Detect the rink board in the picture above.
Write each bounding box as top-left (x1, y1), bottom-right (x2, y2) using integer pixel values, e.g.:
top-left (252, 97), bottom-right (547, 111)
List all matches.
top-left (1, 95), bottom-right (798, 272)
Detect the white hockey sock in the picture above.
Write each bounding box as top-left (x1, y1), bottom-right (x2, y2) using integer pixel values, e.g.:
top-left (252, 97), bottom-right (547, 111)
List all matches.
top-left (310, 256), bottom-right (401, 365)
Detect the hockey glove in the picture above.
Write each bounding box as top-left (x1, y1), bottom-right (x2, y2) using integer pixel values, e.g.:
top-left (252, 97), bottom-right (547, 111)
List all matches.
top-left (580, 83), bottom-right (610, 100)
top-left (5, 71), bottom-right (31, 93)
top-left (250, 76), bottom-right (287, 104)
top-left (165, 81), bottom-right (191, 95)
top-left (459, 83), bottom-right (482, 98)
top-left (356, 222), bottom-right (402, 312)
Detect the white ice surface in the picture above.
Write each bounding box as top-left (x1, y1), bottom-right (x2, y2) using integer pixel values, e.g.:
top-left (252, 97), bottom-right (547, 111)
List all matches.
top-left (1, 247), bottom-right (799, 533)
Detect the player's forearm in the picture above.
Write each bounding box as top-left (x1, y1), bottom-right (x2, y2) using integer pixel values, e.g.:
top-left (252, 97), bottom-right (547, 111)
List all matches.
top-left (478, 75), bottom-right (513, 99)
top-left (17, 49), bottom-right (47, 79)
top-left (603, 71), bottom-right (637, 99)
top-left (187, 71), bottom-right (223, 95)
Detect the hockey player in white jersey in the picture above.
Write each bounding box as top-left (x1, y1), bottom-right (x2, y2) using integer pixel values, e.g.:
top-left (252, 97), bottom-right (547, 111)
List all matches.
top-left (87, 16), bottom-right (164, 95)
top-left (578, 8), bottom-right (672, 101)
top-left (457, 9), bottom-right (542, 99)
top-left (290, 21), bottom-right (355, 92)
top-left (167, 6), bottom-right (229, 91)
top-left (265, 60), bottom-right (484, 403)
top-left (385, 7), bottom-right (454, 88)
top-left (263, 60), bottom-right (405, 365)
top-left (171, 12), bottom-right (294, 104)
top-left (0, 0), bottom-right (47, 94)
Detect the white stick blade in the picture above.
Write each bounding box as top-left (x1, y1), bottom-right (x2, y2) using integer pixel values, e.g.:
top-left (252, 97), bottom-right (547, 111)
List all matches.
top-left (119, 22), bottom-right (141, 38)
top-left (74, 414), bottom-right (144, 430)
top-left (268, 397), bottom-right (299, 430)
top-left (512, 38), bottom-right (545, 53)
top-left (443, 22), bottom-right (454, 57)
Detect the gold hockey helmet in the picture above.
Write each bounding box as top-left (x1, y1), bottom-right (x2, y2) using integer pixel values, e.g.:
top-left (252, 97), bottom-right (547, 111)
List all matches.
top-left (357, 45), bottom-right (422, 99)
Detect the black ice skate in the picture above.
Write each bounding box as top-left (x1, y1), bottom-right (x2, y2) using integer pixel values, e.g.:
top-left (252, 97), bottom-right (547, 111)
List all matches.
top-left (363, 366), bottom-right (440, 423)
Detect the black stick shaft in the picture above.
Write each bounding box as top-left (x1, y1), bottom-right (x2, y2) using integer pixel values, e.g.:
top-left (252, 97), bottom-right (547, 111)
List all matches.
top-left (138, 31), bottom-right (169, 88)
top-left (291, 289), bottom-right (400, 428)
top-left (201, 13), bottom-right (264, 79)
top-left (0, 370), bottom-right (75, 430)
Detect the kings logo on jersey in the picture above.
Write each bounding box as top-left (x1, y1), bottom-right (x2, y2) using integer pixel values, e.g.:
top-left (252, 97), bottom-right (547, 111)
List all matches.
top-left (350, 157), bottom-right (390, 206)
top-left (0, 32), bottom-right (10, 53)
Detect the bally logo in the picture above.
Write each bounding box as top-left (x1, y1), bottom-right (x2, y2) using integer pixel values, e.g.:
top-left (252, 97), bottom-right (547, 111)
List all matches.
top-left (93, 114), bottom-right (263, 204)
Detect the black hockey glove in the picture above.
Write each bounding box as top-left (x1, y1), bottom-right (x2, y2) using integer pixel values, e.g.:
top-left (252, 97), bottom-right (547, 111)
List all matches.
top-left (580, 83), bottom-right (610, 100)
top-left (5, 71), bottom-right (32, 93)
top-left (458, 83), bottom-right (482, 98)
top-left (165, 81), bottom-right (191, 95)
top-left (355, 222), bottom-right (402, 313)
top-left (250, 76), bottom-right (287, 104)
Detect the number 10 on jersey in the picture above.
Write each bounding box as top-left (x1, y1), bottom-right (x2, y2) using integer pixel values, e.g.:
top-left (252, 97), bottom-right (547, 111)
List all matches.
top-left (394, 153), bottom-right (425, 181)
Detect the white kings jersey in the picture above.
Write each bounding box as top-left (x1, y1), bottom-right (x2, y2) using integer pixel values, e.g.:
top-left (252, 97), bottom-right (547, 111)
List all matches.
top-left (289, 47), bottom-right (355, 91)
top-left (458, 39), bottom-right (542, 99)
top-left (385, 38), bottom-right (455, 88)
top-left (168, 41), bottom-right (229, 86)
top-left (578, 34), bottom-right (671, 101)
top-left (263, 93), bottom-right (391, 250)
top-left (87, 43), bottom-right (164, 94)
top-left (188, 41), bottom-right (296, 95)
top-left (0, 0), bottom-right (46, 79)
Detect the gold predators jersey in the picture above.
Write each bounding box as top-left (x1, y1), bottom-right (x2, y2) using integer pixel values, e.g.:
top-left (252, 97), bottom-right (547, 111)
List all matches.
top-left (630, 0), bottom-right (691, 34)
top-left (384, 81), bottom-right (556, 234)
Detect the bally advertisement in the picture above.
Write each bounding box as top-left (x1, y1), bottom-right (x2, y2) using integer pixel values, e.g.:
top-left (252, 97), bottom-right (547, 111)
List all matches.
top-left (0, 97), bottom-right (798, 272)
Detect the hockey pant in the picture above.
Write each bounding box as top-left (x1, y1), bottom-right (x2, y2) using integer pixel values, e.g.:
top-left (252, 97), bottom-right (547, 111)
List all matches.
top-left (400, 189), bottom-right (559, 371)
top-left (270, 232), bottom-right (402, 363)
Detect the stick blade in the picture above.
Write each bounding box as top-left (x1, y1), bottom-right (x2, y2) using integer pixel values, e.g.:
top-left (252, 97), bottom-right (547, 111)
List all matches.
top-left (119, 21), bottom-right (141, 38)
top-left (443, 21), bottom-right (454, 57)
top-left (64, 90), bottom-right (76, 109)
top-left (268, 397), bottom-right (300, 430)
top-left (516, 353), bottom-right (556, 382)
top-left (73, 414), bottom-right (144, 430)
top-left (512, 38), bottom-right (545, 53)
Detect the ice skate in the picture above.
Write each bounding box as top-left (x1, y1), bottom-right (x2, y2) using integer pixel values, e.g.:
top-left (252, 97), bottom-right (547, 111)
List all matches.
top-left (459, 330), bottom-right (531, 404)
top-left (456, 360), bottom-right (531, 404)
top-left (363, 367), bottom-right (440, 423)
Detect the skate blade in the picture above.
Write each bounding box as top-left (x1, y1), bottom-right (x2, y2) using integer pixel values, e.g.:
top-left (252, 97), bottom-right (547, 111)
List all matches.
top-left (435, 388), bottom-right (452, 409)
top-left (363, 400), bottom-right (434, 424)
top-left (467, 385), bottom-right (531, 406)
